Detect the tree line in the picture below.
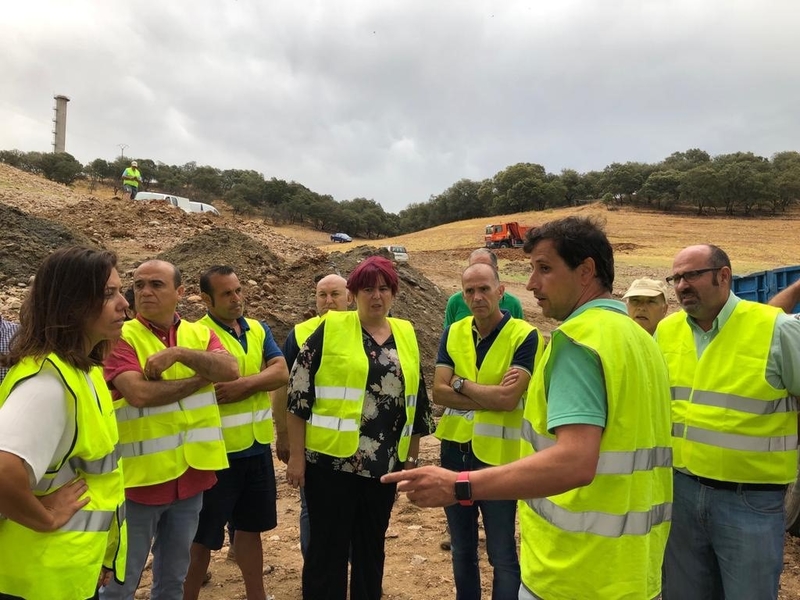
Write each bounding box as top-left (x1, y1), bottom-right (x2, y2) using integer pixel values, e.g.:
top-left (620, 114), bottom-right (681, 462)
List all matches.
top-left (2, 148), bottom-right (800, 239)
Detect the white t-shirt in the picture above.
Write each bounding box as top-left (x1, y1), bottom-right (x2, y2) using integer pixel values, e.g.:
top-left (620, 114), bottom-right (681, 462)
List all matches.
top-left (0, 363), bottom-right (74, 486)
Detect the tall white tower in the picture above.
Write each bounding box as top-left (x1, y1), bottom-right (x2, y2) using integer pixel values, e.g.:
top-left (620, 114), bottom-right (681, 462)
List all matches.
top-left (52, 94), bottom-right (70, 153)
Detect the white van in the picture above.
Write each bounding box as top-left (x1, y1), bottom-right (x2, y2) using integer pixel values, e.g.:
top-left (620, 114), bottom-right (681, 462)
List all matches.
top-left (384, 245), bottom-right (409, 262)
top-left (134, 192), bottom-right (219, 216)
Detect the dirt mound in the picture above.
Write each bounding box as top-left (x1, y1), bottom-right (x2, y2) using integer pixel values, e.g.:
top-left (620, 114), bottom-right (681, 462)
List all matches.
top-left (0, 202), bottom-right (94, 285)
top-left (150, 234), bottom-right (445, 382)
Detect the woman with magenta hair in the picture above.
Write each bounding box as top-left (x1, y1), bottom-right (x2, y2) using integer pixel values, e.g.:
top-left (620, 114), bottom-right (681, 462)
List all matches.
top-left (286, 255), bottom-right (434, 600)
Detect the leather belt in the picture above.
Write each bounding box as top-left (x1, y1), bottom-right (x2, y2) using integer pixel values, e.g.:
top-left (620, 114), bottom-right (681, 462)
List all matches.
top-left (679, 470), bottom-right (786, 492)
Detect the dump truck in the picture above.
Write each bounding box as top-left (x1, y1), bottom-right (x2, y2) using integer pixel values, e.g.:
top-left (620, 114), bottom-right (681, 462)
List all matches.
top-left (484, 222), bottom-right (530, 249)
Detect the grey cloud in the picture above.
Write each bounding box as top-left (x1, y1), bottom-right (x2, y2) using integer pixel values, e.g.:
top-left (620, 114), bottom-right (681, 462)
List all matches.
top-left (2, 0), bottom-right (800, 212)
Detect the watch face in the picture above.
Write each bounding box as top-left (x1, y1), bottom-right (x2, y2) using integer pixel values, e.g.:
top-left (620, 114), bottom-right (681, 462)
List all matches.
top-left (455, 480), bottom-right (472, 501)
top-left (453, 378), bottom-right (464, 393)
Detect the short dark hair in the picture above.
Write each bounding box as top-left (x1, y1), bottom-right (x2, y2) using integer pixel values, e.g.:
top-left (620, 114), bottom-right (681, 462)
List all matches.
top-left (706, 244), bottom-right (731, 270)
top-left (523, 216), bottom-right (615, 292)
top-left (4, 247), bottom-right (118, 371)
top-left (347, 256), bottom-right (399, 296)
top-left (199, 265), bottom-right (236, 296)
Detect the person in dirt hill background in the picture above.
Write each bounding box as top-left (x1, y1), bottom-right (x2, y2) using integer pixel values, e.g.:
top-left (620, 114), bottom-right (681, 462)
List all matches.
top-left (121, 160), bottom-right (142, 201)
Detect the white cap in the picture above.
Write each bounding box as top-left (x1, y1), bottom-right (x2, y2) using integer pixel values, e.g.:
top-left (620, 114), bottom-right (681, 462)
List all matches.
top-left (623, 278), bottom-right (669, 300)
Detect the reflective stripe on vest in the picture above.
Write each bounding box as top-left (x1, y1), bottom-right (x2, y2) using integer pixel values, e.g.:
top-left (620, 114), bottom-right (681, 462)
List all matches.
top-left (314, 385), bottom-right (364, 401)
top-left (523, 497), bottom-right (672, 537)
top-left (119, 426), bottom-right (224, 458)
top-left (115, 390), bottom-right (216, 422)
top-left (221, 408), bottom-right (272, 429)
top-left (657, 300), bottom-right (797, 483)
top-left (523, 422), bottom-right (672, 475)
top-left (519, 306), bottom-right (672, 600)
top-left (308, 413), bottom-right (360, 432)
top-left (473, 422), bottom-right (522, 442)
top-left (35, 446), bottom-right (122, 493)
top-left (61, 510), bottom-right (116, 533)
top-left (671, 422), bottom-right (797, 452)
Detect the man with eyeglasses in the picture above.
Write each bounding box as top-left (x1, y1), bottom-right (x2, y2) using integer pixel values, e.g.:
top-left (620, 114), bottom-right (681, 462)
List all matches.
top-left (656, 244), bottom-right (800, 600)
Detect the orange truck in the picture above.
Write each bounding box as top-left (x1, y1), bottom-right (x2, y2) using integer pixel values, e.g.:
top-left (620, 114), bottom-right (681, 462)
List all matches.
top-left (484, 222), bottom-right (531, 249)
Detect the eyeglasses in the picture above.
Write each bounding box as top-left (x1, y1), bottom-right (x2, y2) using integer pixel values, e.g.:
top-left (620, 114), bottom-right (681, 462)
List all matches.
top-left (665, 267), bottom-right (721, 286)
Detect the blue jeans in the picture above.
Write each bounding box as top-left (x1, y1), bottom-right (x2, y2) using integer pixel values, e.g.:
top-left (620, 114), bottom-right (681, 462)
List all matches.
top-left (99, 493), bottom-right (203, 600)
top-left (663, 471), bottom-right (785, 600)
top-left (441, 440), bottom-right (520, 600)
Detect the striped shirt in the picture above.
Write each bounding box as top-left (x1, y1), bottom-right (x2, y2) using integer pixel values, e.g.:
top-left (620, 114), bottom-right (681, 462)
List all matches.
top-left (0, 317), bottom-right (20, 383)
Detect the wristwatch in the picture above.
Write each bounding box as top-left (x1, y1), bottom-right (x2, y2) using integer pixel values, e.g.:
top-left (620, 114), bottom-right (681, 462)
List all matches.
top-left (454, 471), bottom-right (473, 506)
top-left (452, 377), bottom-right (466, 394)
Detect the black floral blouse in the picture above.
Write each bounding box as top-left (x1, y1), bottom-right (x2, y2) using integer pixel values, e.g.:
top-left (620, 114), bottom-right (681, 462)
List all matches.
top-left (287, 321), bottom-right (435, 478)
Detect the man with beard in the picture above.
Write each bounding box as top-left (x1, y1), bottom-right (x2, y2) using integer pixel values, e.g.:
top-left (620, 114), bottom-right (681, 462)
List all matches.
top-left (657, 244), bottom-right (800, 600)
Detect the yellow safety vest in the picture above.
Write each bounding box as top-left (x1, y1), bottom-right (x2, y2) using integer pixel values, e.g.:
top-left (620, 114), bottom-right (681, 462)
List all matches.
top-left (435, 316), bottom-right (543, 465)
top-left (305, 311), bottom-right (420, 461)
top-left (294, 315), bottom-right (322, 347)
top-left (519, 307), bottom-right (672, 600)
top-left (657, 300), bottom-right (796, 484)
top-left (122, 167), bottom-right (141, 188)
top-left (114, 319), bottom-right (228, 487)
top-left (0, 355), bottom-right (127, 600)
top-left (198, 315), bottom-right (273, 451)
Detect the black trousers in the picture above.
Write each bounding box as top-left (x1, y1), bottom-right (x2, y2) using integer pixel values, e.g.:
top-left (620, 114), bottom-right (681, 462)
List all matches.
top-left (302, 463), bottom-right (397, 600)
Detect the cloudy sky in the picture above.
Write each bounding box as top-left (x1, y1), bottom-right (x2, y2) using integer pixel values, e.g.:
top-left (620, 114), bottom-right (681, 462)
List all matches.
top-left (3, 1), bottom-right (798, 213)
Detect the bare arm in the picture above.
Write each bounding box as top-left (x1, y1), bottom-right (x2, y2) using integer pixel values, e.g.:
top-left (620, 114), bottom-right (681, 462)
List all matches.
top-left (272, 384), bottom-right (290, 463)
top-left (286, 413), bottom-right (307, 487)
top-left (214, 356), bottom-right (289, 405)
top-left (432, 365), bottom-right (531, 412)
top-left (112, 370), bottom-right (209, 408)
top-left (0, 451), bottom-right (89, 532)
top-left (383, 424), bottom-right (602, 506)
top-left (458, 368), bottom-right (531, 412)
top-left (145, 347), bottom-right (239, 382)
top-left (433, 366), bottom-right (482, 410)
top-left (769, 279), bottom-right (800, 313)
top-left (403, 434), bottom-right (422, 469)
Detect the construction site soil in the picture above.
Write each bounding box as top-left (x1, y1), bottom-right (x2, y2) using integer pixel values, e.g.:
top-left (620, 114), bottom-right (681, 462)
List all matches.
top-left (1, 161), bottom-right (800, 598)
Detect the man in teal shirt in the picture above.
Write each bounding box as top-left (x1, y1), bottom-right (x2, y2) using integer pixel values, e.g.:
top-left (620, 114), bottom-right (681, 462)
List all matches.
top-left (443, 248), bottom-right (524, 327)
